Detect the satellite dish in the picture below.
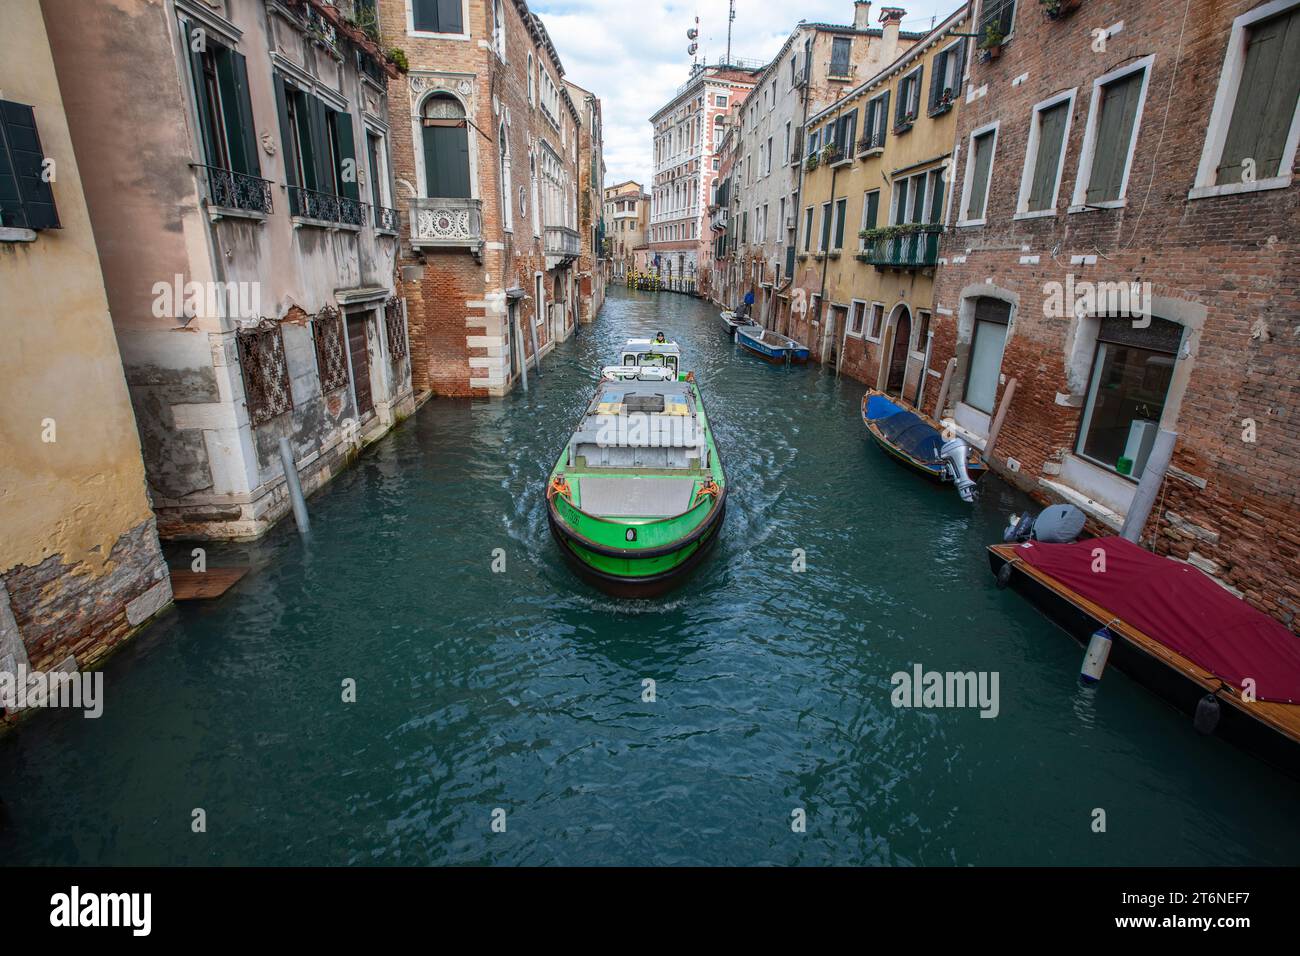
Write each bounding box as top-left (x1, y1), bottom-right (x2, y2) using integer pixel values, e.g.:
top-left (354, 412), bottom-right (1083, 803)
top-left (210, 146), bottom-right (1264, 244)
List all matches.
top-left (687, 42), bottom-right (698, 55)
top-left (687, 27), bottom-right (699, 39)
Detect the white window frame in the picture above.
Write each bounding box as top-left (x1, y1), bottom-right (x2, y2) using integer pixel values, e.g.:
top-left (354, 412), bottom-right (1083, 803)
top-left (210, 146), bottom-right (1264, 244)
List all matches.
top-left (912, 310), bottom-right (931, 360)
top-left (848, 298), bottom-right (868, 338)
top-left (898, 66), bottom-right (924, 125)
top-left (406, 0), bottom-right (471, 41)
top-left (957, 120), bottom-right (999, 226)
top-left (1069, 55), bottom-right (1155, 212)
top-left (865, 301), bottom-right (886, 343)
top-left (1189, 0), bottom-right (1300, 200)
top-left (1014, 88), bottom-right (1077, 220)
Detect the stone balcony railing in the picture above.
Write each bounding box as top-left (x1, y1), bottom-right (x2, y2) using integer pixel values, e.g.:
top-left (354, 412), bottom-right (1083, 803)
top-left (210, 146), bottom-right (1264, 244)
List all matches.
top-left (409, 197), bottom-right (483, 256)
top-left (544, 225), bottom-right (581, 265)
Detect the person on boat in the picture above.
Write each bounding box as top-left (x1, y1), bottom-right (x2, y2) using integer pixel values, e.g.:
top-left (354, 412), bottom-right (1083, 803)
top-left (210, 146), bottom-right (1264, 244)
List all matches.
top-left (654, 331), bottom-right (667, 344)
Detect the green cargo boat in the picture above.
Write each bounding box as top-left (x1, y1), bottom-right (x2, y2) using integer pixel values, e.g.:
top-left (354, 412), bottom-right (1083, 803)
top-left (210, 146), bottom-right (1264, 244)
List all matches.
top-left (546, 350), bottom-right (726, 597)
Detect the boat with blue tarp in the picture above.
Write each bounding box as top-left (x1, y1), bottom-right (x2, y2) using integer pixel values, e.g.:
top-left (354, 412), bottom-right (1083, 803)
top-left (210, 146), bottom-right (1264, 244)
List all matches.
top-left (861, 389), bottom-right (986, 502)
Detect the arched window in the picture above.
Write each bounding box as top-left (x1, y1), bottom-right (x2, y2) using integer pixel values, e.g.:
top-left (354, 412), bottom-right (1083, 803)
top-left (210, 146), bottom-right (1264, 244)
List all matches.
top-left (421, 93), bottom-right (470, 199)
top-left (498, 122), bottom-right (512, 231)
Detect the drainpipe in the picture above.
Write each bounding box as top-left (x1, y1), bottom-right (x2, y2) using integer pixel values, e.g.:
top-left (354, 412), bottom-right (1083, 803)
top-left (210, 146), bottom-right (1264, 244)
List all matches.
top-left (1121, 428), bottom-right (1178, 544)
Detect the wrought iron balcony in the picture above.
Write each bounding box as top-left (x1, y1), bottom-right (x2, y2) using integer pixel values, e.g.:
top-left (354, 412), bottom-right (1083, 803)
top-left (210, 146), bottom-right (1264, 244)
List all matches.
top-left (198, 165), bottom-right (274, 215)
top-left (858, 225), bottom-right (943, 269)
top-left (374, 204), bottom-right (400, 234)
top-left (289, 185), bottom-right (366, 227)
top-left (544, 225), bottom-right (581, 263)
top-left (408, 197), bottom-right (483, 253)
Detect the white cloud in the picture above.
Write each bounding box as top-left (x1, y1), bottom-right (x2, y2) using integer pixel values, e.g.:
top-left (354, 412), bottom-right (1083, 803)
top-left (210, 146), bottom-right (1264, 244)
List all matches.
top-left (534, 0), bottom-right (960, 188)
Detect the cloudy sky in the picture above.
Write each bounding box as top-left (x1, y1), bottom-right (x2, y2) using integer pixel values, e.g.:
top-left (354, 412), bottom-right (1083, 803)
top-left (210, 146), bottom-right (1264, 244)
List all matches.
top-left (534, 0), bottom-right (960, 189)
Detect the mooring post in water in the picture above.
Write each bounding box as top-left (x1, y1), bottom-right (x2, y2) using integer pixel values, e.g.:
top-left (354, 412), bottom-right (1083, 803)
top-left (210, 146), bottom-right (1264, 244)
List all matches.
top-left (983, 377), bottom-right (1018, 461)
top-left (528, 303), bottom-right (542, 379)
top-left (1121, 428), bottom-right (1177, 544)
top-left (515, 310), bottom-right (528, 392)
top-left (933, 357), bottom-right (957, 421)
top-left (278, 437), bottom-right (310, 535)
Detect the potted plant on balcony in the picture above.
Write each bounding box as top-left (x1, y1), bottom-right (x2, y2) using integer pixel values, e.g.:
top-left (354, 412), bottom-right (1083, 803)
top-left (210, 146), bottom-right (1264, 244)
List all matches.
top-left (805, 153), bottom-right (820, 171)
top-left (1041, 0), bottom-right (1082, 18)
top-left (979, 25), bottom-right (1005, 61)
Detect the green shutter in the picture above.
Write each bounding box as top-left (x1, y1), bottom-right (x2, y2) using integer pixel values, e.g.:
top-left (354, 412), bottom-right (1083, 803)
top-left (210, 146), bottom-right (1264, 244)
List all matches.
top-left (1085, 70), bottom-right (1143, 204)
top-left (819, 205), bottom-right (830, 249)
top-left (929, 51), bottom-right (945, 109)
top-left (1028, 101), bottom-right (1068, 211)
top-left (273, 73), bottom-right (298, 186)
top-left (332, 110), bottom-right (359, 200)
top-left (967, 130), bottom-right (993, 219)
top-left (928, 170), bottom-right (945, 223)
top-left (308, 95), bottom-right (332, 193)
top-left (1217, 8), bottom-right (1300, 184)
top-left (182, 18), bottom-right (217, 167)
top-left (866, 191), bottom-right (879, 229)
top-left (423, 125), bottom-right (470, 198)
top-left (833, 198), bottom-right (846, 248)
top-left (893, 178), bottom-right (908, 224)
top-left (0, 100), bottom-right (59, 229)
top-left (227, 51), bottom-right (261, 176)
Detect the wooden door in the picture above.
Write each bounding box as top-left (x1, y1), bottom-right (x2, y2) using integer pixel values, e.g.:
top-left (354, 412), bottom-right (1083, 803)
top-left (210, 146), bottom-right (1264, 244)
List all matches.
top-left (888, 312), bottom-right (911, 395)
top-left (347, 315), bottom-right (374, 419)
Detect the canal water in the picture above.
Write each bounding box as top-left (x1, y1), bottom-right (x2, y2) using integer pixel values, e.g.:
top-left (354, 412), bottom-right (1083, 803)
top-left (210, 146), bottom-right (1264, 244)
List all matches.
top-left (1, 286), bottom-right (1296, 866)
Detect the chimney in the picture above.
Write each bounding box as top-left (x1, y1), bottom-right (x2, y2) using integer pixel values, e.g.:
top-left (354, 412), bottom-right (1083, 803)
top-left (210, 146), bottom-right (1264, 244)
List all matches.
top-left (879, 7), bottom-right (906, 61)
top-left (853, 1), bottom-right (873, 31)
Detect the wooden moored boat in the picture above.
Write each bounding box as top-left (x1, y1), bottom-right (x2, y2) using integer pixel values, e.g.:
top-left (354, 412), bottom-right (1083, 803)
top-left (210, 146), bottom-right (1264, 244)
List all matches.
top-left (735, 325), bottom-right (810, 364)
top-left (989, 537), bottom-right (1300, 777)
top-left (546, 346), bottom-right (726, 597)
top-left (861, 389), bottom-right (986, 501)
top-left (720, 310), bottom-right (757, 336)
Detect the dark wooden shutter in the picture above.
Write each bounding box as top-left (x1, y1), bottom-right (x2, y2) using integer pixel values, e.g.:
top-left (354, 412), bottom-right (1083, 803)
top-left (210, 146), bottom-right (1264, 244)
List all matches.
top-left (273, 74), bottom-right (298, 187)
top-left (225, 51), bottom-right (261, 176)
top-left (910, 66), bottom-right (923, 116)
top-left (951, 41), bottom-right (966, 96)
top-left (1085, 70), bottom-right (1143, 204)
top-left (182, 18), bottom-right (217, 167)
top-left (833, 198), bottom-right (846, 248)
top-left (0, 101), bottom-right (59, 229)
top-left (422, 125), bottom-right (470, 198)
top-left (927, 170), bottom-right (945, 223)
top-left (929, 51), bottom-right (945, 109)
top-left (967, 130), bottom-right (993, 219)
top-left (332, 110), bottom-right (359, 199)
top-left (347, 315), bottom-right (374, 418)
top-left (308, 95), bottom-right (332, 193)
top-left (1028, 100), bottom-right (1068, 211)
top-left (1217, 8), bottom-right (1300, 184)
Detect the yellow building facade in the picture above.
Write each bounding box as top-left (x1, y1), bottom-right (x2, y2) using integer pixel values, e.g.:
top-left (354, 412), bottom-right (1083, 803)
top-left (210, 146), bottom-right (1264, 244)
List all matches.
top-left (787, 4), bottom-right (969, 403)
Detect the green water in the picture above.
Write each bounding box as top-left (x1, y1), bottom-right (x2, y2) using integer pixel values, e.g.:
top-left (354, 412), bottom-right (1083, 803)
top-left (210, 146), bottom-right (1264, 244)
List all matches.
top-left (1, 287), bottom-right (1296, 866)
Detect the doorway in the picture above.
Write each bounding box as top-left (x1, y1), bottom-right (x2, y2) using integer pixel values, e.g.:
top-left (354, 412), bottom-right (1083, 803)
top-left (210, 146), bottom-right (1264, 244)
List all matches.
top-left (346, 314), bottom-right (374, 419)
top-left (886, 308), bottom-right (912, 395)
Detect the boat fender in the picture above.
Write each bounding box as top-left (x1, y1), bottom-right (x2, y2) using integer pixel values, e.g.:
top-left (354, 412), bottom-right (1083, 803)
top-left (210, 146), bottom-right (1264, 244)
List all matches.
top-left (1079, 626), bottom-right (1114, 684)
top-left (1194, 693), bottom-right (1222, 736)
top-left (995, 562), bottom-right (1015, 589)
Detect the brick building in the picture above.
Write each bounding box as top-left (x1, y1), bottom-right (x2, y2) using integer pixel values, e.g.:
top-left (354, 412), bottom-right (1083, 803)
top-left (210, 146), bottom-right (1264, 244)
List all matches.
top-left (567, 79), bottom-right (606, 326)
top-left (930, 0), bottom-right (1300, 629)
top-left (380, 0), bottom-right (586, 397)
top-left (43, 0), bottom-right (414, 540)
top-left (648, 62), bottom-right (760, 286)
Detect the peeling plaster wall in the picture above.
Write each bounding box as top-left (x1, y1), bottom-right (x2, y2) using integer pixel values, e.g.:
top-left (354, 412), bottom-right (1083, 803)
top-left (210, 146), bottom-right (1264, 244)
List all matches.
top-left (0, 0), bottom-right (170, 701)
top-left (44, 0), bottom-right (411, 540)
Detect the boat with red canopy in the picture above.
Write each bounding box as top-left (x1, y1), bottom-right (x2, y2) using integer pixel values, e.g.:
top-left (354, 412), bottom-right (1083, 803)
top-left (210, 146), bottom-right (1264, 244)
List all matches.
top-left (989, 536), bottom-right (1300, 776)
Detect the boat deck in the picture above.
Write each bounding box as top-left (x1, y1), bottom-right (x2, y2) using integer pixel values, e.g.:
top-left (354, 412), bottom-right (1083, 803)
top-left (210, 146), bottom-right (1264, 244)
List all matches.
top-left (989, 543), bottom-right (1300, 746)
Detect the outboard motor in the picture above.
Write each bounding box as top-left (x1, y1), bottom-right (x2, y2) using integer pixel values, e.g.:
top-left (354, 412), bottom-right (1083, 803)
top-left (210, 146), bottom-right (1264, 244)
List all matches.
top-left (939, 437), bottom-right (979, 503)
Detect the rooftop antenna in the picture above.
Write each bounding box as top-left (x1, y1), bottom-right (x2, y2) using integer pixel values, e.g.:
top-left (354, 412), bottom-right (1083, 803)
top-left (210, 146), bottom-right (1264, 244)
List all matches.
top-left (725, 0), bottom-right (736, 67)
top-left (687, 16), bottom-right (699, 63)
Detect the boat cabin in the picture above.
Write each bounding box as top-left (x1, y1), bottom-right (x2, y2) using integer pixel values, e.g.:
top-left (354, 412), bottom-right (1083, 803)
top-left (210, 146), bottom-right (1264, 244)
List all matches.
top-left (566, 380), bottom-right (709, 472)
top-left (618, 339), bottom-right (681, 378)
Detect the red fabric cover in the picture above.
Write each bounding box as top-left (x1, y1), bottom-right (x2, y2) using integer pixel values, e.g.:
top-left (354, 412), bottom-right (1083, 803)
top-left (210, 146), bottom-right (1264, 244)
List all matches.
top-left (1015, 536), bottom-right (1300, 703)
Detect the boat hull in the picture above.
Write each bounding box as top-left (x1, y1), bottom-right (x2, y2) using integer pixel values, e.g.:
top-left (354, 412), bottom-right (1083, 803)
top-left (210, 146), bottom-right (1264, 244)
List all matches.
top-left (736, 328), bottom-right (809, 364)
top-left (988, 545), bottom-right (1300, 779)
top-left (548, 496), bottom-right (726, 597)
top-left (862, 390), bottom-right (987, 486)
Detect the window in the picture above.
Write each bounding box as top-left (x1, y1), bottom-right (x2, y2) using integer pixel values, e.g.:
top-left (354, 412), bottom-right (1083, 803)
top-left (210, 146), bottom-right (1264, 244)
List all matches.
top-left (848, 300), bottom-right (867, 336)
top-left (832, 197), bottom-right (847, 250)
top-left (862, 91), bottom-right (890, 150)
top-left (412, 0), bottom-right (464, 35)
top-left (819, 201), bottom-right (832, 251)
top-left (964, 297), bottom-right (1011, 414)
top-left (498, 122), bottom-right (512, 231)
top-left (1017, 92), bottom-right (1074, 215)
top-left (892, 169), bottom-right (944, 225)
top-left (715, 94), bottom-right (729, 108)
top-left (802, 205), bottom-right (814, 251)
top-left (866, 303), bottom-right (884, 340)
top-left (527, 53), bottom-right (534, 105)
top-left (784, 121), bottom-right (792, 165)
top-left (858, 189), bottom-right (880, 248)
top-left (765, 136), bottom-right (773, 175)
top-left (1193, 1), bottom-right (1300, 197)
top-left (419, 93), bottom-right (471, 198)
top-left (915, 310), bottom-right (931, 354)
top-left (830, 109), bottom-right (857, 158)
top-left (275, 76), bottom-right (361, 223)
top-left (237, 322), bottom-right (293, 426)
top-left (830, 37), bottom-right (852, 77)
top-left (313, 307), bottom-right (349, 393)
top-left (492, 0), bottom-right (506, 58)
top-left (895, 67), bottom-right (923, 129)
top-left (960, 124), bottom-right (998, 223)
top-left (1076, 317), bottom-right (1182, 480)
top-left (929, 41), bottom-right (966, 114)
top-left (978, 0), bottom-right (1017, 41)
top-left (1073, 58), bottom-right (1152, 208)
top-left (807, 128), bottom-right (821, 157)
top-left (0, 99), bottom-right (59, 229)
